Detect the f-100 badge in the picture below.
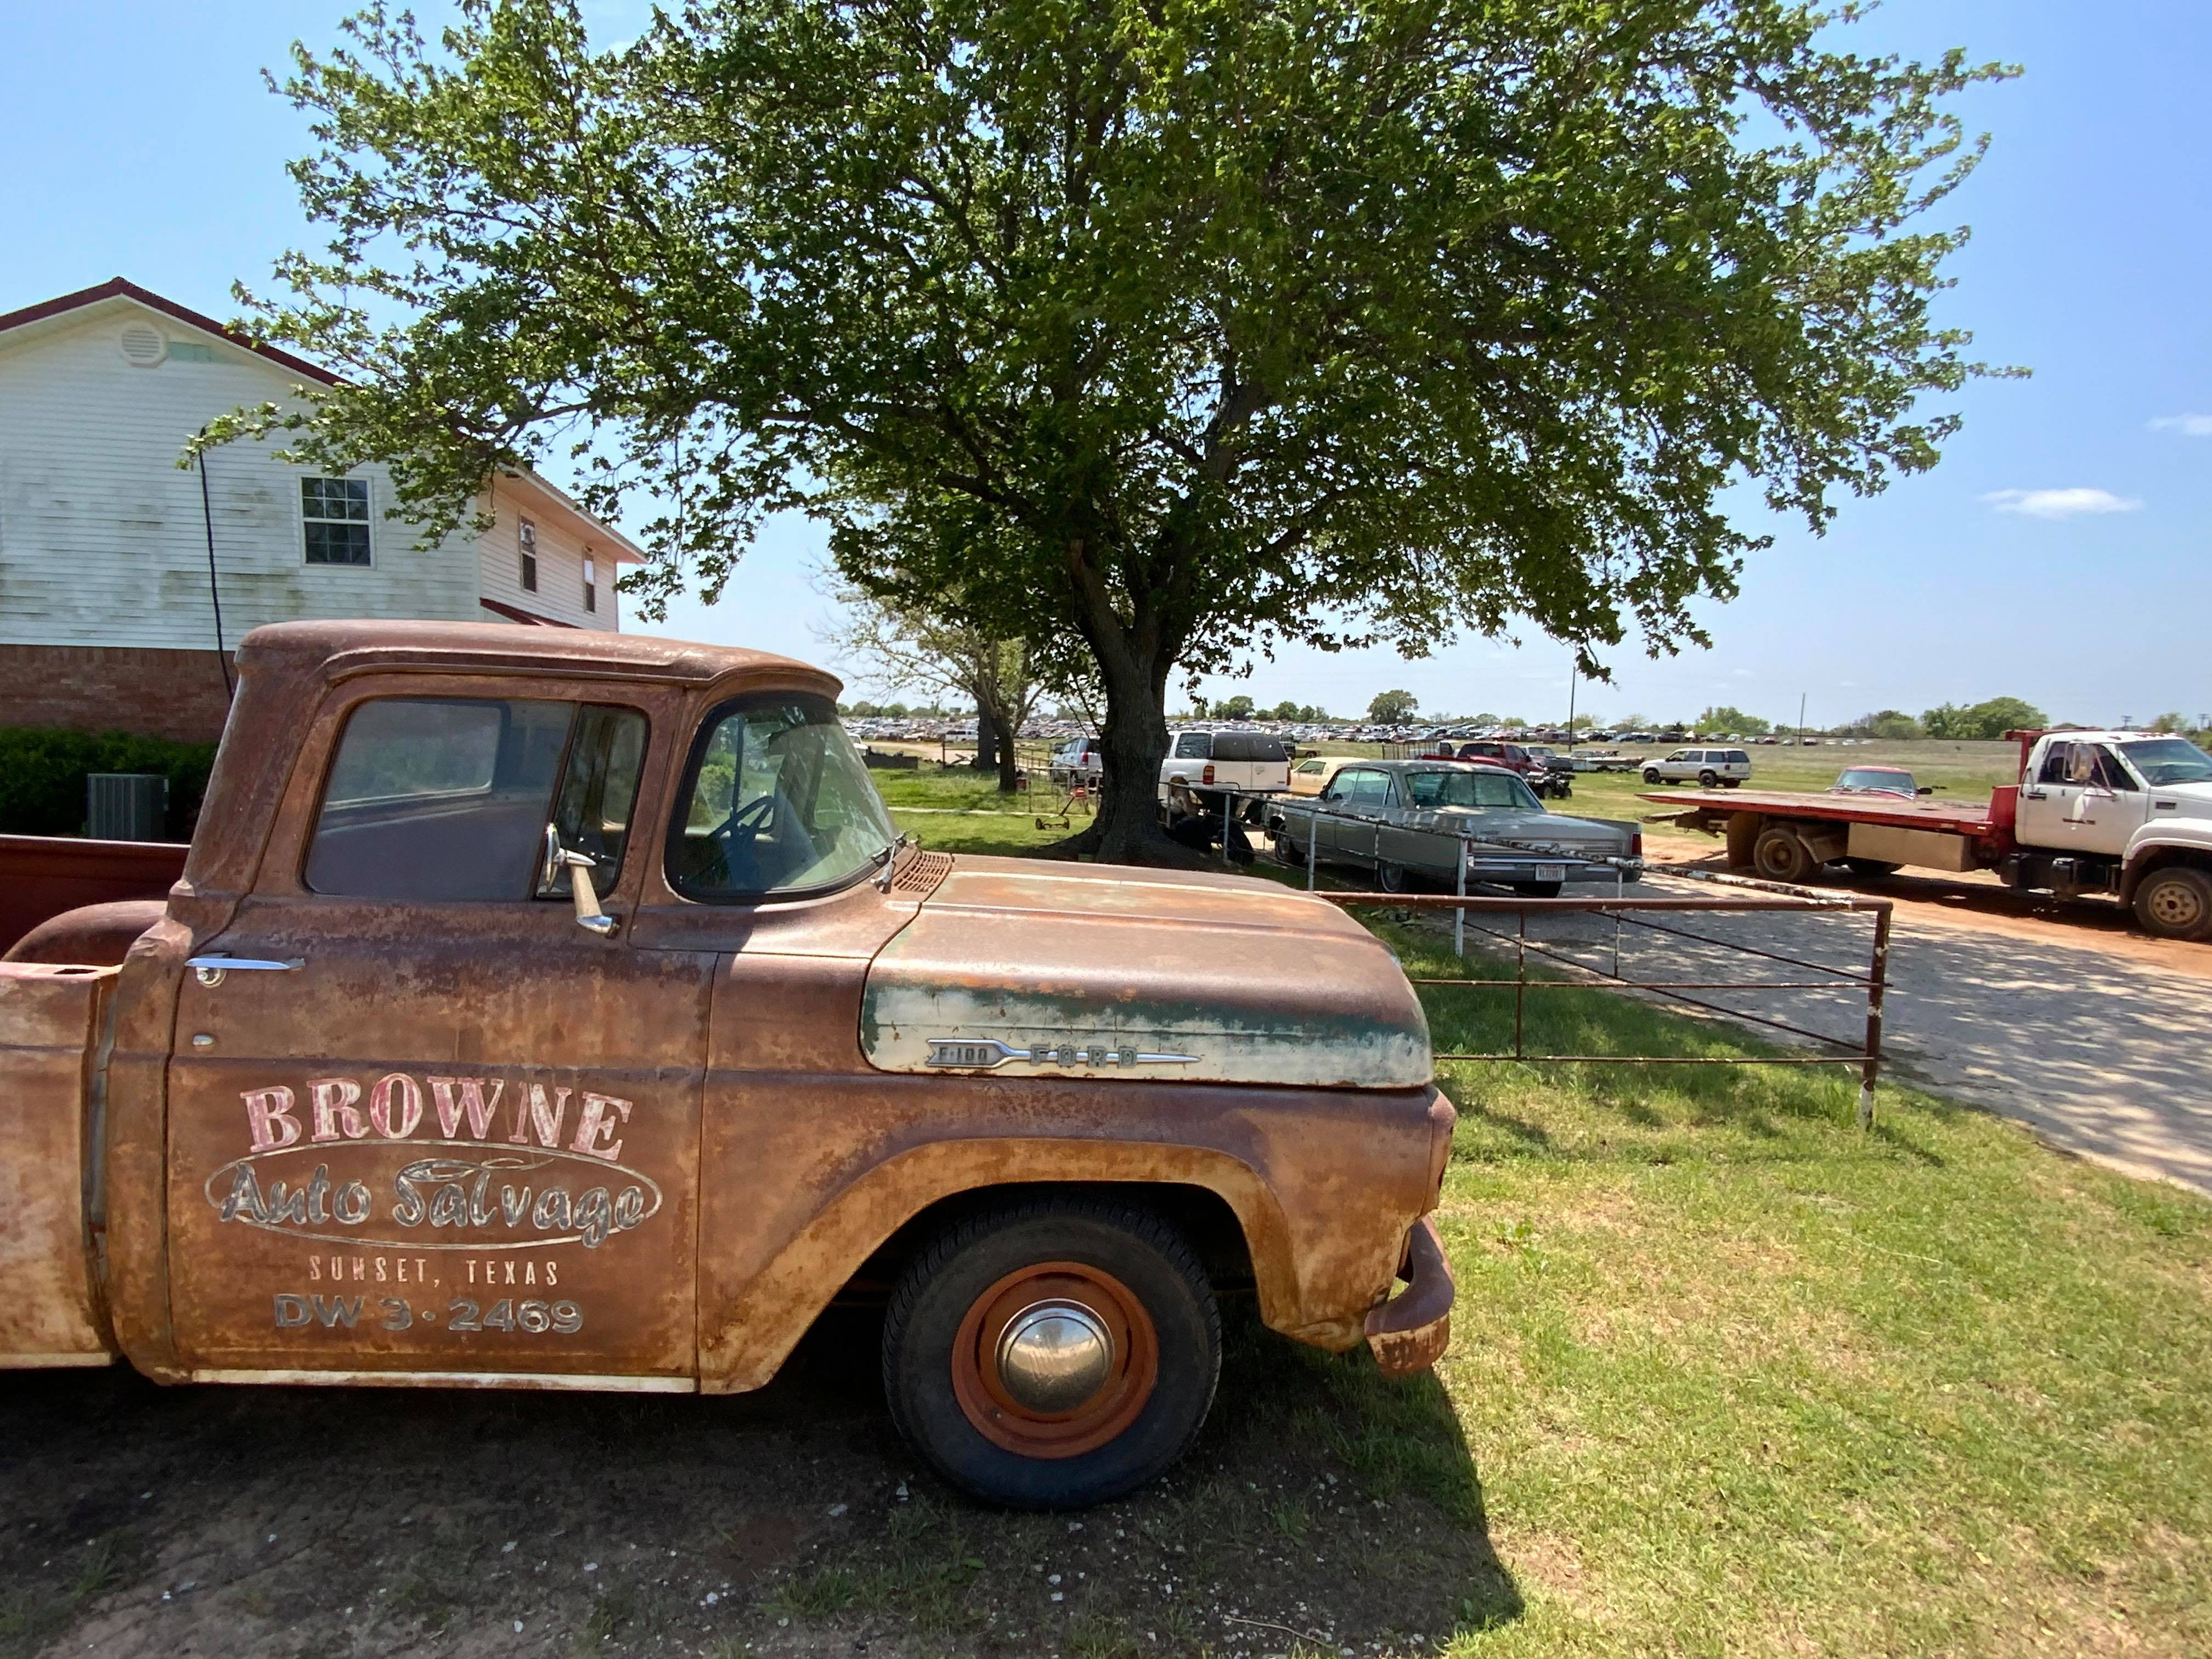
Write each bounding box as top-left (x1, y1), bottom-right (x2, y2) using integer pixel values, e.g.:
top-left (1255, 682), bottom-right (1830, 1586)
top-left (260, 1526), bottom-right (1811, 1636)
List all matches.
top-left (924, 1037), bottom-right (1199, 1070)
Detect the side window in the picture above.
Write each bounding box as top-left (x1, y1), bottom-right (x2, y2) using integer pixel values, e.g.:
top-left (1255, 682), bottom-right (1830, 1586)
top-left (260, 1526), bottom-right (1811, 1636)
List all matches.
top-left (2039, 743), bottom-right (2074, 785)
top-left (544, 705), bottom-right (650, 890)
top-left (301, 476), bottom-right (371, 566)
top-left (1344, 770), bottom-right (1391, 808)
top-left (2093, 745), bottom-right (2136, 791)
top-left (1730, 751), bottom-right (1751, 765)
top-left (304, 698), bottom-right (646, 902)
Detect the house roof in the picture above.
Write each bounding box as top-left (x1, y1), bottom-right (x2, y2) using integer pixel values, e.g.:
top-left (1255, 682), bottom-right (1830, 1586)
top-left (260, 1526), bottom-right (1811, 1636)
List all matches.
top-left (0, 276), bottom-right (338, 383)
top-left (0, 277), bottom-right (646, 565)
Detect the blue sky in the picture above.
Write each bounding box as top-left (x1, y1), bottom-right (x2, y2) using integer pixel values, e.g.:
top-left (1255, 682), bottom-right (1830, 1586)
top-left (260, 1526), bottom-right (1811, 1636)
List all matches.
top-left (3, 1), bottom-right (2204, 728)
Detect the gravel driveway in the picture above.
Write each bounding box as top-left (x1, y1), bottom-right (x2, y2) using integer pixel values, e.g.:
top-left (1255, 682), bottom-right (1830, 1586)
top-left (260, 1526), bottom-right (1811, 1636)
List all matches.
top-left (1488, 873), bottom-right (2212, 1198)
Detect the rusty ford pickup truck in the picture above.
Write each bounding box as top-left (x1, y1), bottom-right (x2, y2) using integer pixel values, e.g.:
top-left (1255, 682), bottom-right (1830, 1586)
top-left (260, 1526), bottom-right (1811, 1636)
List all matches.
top-left (1, 620), bottom-right (1453, 1508)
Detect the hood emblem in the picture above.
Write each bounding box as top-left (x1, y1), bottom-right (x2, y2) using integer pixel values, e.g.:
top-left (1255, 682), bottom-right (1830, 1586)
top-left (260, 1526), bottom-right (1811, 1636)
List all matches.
top-left (925, 1038), bottom-right (1199, 1071)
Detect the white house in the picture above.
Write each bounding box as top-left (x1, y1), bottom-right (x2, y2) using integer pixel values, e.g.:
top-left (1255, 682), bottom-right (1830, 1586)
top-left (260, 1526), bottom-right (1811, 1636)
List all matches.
top-left (0, 278), bottom-right (644, 742)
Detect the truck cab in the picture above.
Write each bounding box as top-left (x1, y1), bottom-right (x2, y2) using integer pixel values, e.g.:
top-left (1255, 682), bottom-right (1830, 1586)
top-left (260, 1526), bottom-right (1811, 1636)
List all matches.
top-left (2008, 730), bottom-right (2212, 938)
top-left (0, 621), bottom-right (1454, 1510)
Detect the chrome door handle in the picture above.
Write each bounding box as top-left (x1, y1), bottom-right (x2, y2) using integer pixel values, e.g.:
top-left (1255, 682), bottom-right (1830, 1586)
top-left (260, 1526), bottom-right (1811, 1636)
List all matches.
top-left (188, 955), bottom-right (304, 988)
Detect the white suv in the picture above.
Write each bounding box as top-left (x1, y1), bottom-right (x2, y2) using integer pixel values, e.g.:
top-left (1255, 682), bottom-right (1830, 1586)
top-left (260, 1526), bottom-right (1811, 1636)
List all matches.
top-left (1643, 746), bottom-right (1753, 787)
top-left (1158, 729), bottom-right (1294, 800)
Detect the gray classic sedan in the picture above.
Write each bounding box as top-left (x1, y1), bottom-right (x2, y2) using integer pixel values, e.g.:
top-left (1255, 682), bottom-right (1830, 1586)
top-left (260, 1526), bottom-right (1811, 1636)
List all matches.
top-left (1268, 760), bottom-right (1644, 896)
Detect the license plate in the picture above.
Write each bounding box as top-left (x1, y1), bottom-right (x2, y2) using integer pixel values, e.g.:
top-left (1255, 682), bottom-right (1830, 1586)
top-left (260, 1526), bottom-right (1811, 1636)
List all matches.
top-left (1536, 862), bottom-right (1567, 882)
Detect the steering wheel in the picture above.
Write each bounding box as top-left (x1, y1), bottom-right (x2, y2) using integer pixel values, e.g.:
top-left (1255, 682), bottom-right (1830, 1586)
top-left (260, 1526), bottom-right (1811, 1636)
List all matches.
top-left (714, 792), bottom-right (779, 850)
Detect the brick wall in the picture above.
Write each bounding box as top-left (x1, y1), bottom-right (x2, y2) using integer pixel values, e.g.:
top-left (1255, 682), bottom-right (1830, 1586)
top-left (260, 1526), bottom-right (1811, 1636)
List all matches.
top-left (0, 644), bottom-right (238, 743)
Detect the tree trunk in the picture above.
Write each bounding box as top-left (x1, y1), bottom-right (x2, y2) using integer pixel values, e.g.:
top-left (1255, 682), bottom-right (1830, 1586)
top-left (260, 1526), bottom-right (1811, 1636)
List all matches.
top-left (997, 732), bottom-right (1022, 795)
top-left (970, 704), bottom-right (1000, 771)
top-left (1073, 644), bottom-right (1189, 865)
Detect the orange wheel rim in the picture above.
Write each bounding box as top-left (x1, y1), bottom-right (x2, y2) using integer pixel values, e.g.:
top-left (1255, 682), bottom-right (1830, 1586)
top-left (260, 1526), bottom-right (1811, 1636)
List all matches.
top-left (950, 1260), bottom-right (1159, 1459)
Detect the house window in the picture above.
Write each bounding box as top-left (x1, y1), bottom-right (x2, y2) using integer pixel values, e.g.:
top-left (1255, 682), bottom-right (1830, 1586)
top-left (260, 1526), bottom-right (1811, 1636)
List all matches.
top-left (519, 518), bottom-right (539, 591)
top-left (302, 477), bottom-right (371, 566)
top-left (168, 341), bottom-right (216, 363)
top-left (583, 554), bottom-right (597, 613)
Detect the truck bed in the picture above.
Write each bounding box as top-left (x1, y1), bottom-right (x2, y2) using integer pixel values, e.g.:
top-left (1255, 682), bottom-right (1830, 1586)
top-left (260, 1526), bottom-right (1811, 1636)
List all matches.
top-left (1640, 788), bottom-right (1998, 834)
top-left (0, 834), bottom-right (188, 956)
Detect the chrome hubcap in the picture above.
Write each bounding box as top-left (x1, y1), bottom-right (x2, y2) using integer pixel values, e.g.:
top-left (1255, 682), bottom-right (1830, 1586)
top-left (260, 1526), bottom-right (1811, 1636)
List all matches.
top-left (994, 1301), bottom-right (1115, 1414)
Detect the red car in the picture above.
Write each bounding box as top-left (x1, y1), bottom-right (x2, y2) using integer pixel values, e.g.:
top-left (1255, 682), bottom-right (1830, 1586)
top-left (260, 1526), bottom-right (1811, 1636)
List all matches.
top-left (1453, 740), bottom-right (1536, 774)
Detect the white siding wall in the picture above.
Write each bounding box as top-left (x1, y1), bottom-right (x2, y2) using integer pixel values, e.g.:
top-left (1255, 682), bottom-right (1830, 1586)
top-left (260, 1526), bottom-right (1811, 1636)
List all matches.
top-left (0, 302), bottom-right (480, 650)
top-left (476, 476), bottom-right (617, 630)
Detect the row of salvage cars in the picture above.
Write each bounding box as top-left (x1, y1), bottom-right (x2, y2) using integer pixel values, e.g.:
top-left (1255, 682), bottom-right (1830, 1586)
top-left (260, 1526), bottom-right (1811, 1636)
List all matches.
top-left (1263, 758), bottom-right (1645, 895)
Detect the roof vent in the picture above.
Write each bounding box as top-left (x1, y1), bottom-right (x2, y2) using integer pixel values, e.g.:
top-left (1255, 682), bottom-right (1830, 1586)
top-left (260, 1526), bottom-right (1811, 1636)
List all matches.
top-left (119, 324), bottom-right (167, 366)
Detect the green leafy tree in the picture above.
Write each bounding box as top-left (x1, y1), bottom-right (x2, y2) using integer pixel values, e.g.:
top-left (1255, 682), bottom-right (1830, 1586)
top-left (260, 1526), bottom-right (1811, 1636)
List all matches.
top-left (818, 586), bottom-right (1042, 791)
top-left (1217, 695), bottom-right (1257, 721)
top-left (1368, 690), bottom-right (1420, 724)
top-left (1923, 697), bottom-right (2047, 740)
top-left (1697, 706), bottom-right (1773, 736)
top-left (1840, 708), bottom-right (1924, 740)
top-left (215, 0), bottom-right (2011, 861)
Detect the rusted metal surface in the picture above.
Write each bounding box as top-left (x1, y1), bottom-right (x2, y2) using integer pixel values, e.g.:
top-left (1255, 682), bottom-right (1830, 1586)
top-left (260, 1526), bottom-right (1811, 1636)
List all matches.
top-left (861, 861), bottom-right (1432, 1088)
top-left (4, 898), bottom-right (168, 967)
top-left (0, 834), bottom-right (184, 957)
top-left (1365, 1215), bottom-right (1454, 1376)
top-left (0, 962), bottom-right (120, 1365)
top-left (0, 617), bottom-right (1454, 1419)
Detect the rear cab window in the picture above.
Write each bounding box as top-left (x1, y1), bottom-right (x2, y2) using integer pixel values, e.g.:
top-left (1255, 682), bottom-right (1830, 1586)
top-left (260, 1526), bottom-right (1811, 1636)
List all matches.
top-left (304, 697), bottom-right (647, 901)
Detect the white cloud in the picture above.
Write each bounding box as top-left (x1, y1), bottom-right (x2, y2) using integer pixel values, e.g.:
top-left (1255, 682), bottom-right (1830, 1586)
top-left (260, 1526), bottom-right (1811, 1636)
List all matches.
top-left (1981, 487), bottom-right (2143, 520)
top-left (2148, 414), bottom-right (2212, 437)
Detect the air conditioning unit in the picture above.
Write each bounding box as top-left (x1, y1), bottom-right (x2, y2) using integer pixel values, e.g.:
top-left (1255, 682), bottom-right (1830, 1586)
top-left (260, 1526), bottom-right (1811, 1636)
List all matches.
top-left (87, 773), bottom-right (168, 842)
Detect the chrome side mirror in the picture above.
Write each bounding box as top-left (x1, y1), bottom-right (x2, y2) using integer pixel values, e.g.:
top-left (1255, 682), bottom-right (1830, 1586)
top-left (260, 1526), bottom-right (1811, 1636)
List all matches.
top-left (542, 825), bottom-right (618, 937)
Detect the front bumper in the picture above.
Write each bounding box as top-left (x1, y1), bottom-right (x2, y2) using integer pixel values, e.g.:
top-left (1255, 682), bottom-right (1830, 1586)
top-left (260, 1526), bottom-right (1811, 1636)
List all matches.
top-left (1364, 1214), bottom-right (1454, 1375)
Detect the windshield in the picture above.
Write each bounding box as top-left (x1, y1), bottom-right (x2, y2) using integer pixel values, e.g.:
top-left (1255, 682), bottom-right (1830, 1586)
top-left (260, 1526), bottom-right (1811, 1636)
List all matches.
top-left (2120, 738), bottom-right (2212, 787)
top-left (1836, 768), bottom-right (1914, 794)
top-left (671, 696), bottom-right (897, 898)
top-left (1407, 769), bottom-right (1541, 811)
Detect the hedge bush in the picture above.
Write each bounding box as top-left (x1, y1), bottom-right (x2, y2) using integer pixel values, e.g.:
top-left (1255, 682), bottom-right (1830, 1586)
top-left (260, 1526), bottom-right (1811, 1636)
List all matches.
top-left (0, 727), bottom-right (217, 841)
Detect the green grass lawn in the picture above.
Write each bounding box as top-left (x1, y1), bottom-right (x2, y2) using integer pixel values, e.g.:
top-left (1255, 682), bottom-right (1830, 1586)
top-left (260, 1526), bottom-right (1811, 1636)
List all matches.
top-left (862, 777), bottom-right (2212, 1655)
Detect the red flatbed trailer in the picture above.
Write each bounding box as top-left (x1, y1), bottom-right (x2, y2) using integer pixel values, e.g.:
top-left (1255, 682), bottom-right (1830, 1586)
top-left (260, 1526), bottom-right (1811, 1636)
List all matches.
top-left (1639, 781), bottom-right (2024, 879)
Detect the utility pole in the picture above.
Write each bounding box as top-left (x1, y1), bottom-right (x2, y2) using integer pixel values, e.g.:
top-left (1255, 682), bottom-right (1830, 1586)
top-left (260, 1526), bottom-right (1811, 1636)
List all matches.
top-left (1797, 692), bottom-right (1808, 744)
top-left (1566, 660), bottom-right (1577, 741)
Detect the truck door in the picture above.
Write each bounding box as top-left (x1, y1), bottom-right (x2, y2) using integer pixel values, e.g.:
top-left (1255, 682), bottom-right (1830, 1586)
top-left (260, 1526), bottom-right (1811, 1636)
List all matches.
top-left (162, 680), bottom-right (714, 1390)
top-left (2074, 744), bottom-right (2151, 856)
top-left (2015, 740), bottom-right (2081, 851)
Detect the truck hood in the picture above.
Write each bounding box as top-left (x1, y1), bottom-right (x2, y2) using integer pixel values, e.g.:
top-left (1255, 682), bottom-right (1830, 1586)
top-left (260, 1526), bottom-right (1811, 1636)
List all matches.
top-left (860, 857), bottom-right (1430, 1089)
top-left (2145, 781), bottom-right (2212, 817)
top-left (1423, 806), bottom-right (1635, 856)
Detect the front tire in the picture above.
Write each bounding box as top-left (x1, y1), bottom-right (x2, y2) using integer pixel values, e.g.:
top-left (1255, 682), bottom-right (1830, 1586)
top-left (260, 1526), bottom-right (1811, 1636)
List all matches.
top-left (881, 1200), bottom-right (1220, 1509)
top-left (2134, 867), bottom-right (2212, 941)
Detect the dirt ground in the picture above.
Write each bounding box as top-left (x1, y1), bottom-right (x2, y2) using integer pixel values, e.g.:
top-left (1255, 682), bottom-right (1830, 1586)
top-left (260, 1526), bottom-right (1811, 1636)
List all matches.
top-left (0, 1308), bottom-right (1511, 1659)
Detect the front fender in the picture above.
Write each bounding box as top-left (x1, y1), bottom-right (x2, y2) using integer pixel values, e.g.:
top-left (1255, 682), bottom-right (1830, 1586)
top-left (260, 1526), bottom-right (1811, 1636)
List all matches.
top-left (2121, 824), bottom-right (2212, 898)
